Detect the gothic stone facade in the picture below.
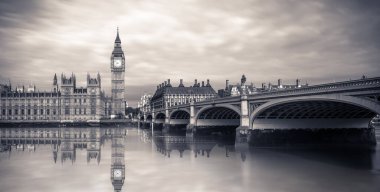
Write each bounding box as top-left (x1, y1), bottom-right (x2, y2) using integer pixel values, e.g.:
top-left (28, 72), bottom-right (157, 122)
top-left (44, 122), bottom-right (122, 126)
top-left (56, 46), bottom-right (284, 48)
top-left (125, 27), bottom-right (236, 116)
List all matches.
top-left (60, 73), bottom-right (106, 121)
top-left (0, 73), bottom-right (106, 121)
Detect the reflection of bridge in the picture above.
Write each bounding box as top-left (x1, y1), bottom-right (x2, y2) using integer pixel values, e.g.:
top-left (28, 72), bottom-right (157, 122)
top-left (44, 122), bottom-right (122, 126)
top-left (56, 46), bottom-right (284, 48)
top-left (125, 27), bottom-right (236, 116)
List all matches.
top-left (150, 132), bottom-right (247, 161)
top-left (138, 77), bottom-right (380, 145)
top-left (154, 135), bottom-right (217, 158)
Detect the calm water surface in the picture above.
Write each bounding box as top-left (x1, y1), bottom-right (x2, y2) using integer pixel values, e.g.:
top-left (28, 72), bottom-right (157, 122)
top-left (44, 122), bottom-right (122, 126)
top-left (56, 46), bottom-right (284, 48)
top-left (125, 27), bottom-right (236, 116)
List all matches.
top-left (0, 127), bottom-right (379, 192)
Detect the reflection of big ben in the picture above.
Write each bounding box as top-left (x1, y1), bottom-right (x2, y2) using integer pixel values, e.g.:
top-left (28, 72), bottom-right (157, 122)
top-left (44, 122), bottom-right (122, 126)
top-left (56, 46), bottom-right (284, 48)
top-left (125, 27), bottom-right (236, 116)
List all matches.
top-left (111, 128), bottom-right (126, 192)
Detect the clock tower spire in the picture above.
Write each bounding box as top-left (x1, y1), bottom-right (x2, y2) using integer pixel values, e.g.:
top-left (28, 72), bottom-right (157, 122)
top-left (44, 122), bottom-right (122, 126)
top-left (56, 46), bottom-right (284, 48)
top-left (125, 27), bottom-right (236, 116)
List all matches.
top-left (110, 28), bottom-right (126, 118)
top-left (115, 27), bottom-right (121, 43)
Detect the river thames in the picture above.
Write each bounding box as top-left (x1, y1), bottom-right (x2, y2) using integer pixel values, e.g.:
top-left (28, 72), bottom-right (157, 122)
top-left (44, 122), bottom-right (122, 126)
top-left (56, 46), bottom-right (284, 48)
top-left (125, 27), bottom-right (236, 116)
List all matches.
top-left (0, 127), bottom-right (379, 192)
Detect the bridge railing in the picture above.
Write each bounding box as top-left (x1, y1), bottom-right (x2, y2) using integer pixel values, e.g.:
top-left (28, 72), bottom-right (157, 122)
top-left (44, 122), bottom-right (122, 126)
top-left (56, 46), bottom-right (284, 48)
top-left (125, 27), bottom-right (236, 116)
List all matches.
top-left (165, 96), bottom-right (241, 110)
top-left (250, 77), bottom-right (380, 99)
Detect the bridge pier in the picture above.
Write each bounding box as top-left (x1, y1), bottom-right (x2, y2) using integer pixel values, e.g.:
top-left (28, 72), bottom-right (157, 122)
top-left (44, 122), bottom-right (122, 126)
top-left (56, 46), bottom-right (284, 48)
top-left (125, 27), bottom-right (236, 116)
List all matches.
top-left (151, 110), bottom-right (155, 130)
top-left (186, 101), bottom-right (197, 134)
top-left (163, 107), bottom-right (171, 132)
top-left (236, 95), bottom-right (250, 141)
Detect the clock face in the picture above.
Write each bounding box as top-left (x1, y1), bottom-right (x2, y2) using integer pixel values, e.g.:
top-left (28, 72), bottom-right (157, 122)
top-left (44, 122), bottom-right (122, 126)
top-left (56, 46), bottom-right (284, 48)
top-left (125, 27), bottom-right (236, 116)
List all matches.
top-left (113, 58), bottom-right (122, 68)
top-left (114, 169), bottom-right (122, 178)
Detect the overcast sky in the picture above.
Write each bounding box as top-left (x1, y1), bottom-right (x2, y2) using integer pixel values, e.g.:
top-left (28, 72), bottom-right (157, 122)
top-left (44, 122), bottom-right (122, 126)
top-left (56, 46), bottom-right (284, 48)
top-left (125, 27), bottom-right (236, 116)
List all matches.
top-left (0, 0), bottom-right (379, 106)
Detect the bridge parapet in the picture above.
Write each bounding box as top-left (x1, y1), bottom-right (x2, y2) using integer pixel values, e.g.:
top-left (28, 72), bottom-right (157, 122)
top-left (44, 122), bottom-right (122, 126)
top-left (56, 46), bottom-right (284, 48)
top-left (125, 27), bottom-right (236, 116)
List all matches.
top-left (165, 96), bottom-right (241, 111)
top-left (192, 96), bottom-right (241, 106)
top-left (249, 77), bottom-right (380, 99)
top-left (161, 77), bottom-right (380, 111)
top-left (167, 104), bottom-right (188, 111)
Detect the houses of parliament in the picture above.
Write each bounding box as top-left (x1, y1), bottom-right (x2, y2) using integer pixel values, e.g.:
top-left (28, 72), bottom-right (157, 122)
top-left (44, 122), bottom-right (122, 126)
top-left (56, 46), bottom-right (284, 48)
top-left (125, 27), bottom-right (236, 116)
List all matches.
top-left (0, 30), bottom-right (127, 122)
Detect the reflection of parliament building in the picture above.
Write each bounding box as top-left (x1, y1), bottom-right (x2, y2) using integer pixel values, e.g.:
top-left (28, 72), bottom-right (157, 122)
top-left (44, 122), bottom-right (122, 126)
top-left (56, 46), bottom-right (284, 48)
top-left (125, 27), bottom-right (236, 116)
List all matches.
top-left (0, 30), bottom-right (127, 121)
top-left (0, 127), bottom-right (104, 164)
top-left (0, 127), bottom-right (127, 192)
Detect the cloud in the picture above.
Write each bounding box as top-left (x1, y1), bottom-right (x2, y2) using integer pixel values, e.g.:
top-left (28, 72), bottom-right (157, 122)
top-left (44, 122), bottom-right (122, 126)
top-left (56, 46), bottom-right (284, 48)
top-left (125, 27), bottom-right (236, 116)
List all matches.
top-left (0, 0), bottom-right (379, 106)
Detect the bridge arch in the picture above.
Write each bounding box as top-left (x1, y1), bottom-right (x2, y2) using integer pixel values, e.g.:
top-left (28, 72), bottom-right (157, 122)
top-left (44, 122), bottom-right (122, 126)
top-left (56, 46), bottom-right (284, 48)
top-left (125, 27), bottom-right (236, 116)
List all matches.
top-left (195, 105), bottom-right (241, 127)
top-left (155, 112), bottom-right (166, 124)
top-left (170, 109), bottom-right (190, 125)
top-left (250, 95), bottom-right (379, 129)
top-left (170, 109), bottom-right (190, 119)
top-left (146, 114), bottom-right (152, 122)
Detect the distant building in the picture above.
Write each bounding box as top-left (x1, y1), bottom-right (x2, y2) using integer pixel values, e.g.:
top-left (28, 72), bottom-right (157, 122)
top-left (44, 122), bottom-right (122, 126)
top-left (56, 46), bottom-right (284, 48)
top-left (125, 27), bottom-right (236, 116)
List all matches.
top-left (218, 75), bottom-right (308, 98)
top-left (218, 75), bottom-right (258, 97)
top-left (264, 78), bottom-right (308, 91)
top-left (137, 94), bottom-right (152, 115)
top-left (150, 79), bottom-right (218, 110)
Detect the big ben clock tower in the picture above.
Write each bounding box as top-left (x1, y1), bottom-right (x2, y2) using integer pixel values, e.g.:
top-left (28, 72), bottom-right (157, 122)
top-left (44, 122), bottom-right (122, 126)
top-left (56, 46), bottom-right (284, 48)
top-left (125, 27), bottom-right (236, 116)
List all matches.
top-left (111, 28), bottom-right (126, 117)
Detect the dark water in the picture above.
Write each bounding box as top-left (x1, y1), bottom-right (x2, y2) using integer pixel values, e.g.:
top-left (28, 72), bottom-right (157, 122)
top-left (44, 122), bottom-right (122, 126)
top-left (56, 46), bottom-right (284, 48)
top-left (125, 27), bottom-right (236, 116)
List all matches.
top-left (0, 127), bottom-right (379, 192)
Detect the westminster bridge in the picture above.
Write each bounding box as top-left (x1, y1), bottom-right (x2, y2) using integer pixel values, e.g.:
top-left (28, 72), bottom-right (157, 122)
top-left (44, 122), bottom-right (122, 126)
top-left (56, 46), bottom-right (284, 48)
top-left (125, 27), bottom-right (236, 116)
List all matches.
top-left (137, 77), bottom-right (380, 145)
